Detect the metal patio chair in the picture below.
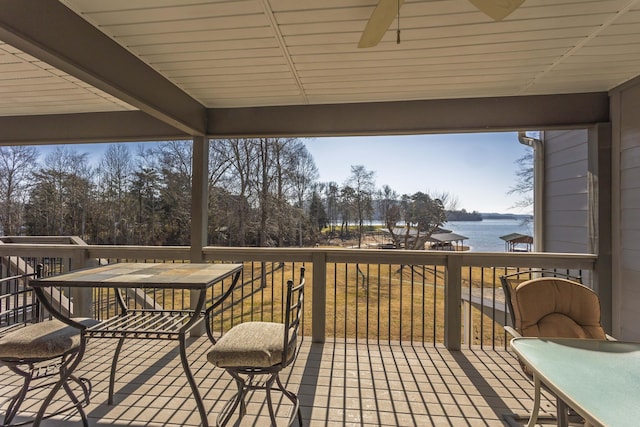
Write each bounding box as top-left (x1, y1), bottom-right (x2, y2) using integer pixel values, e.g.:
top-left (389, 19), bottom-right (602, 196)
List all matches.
top-left (0, 265), bottom-right (98, 426)
top-left (206, 267), bottom-right (305, 427)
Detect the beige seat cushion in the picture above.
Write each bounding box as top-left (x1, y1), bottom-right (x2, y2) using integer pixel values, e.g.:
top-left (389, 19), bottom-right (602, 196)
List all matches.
top-left (0, 318), bottom-right (99, 360)
top-left (513, 278), bottom-right (606, 339)
top-left (207, 322), bottom-right (295, 368)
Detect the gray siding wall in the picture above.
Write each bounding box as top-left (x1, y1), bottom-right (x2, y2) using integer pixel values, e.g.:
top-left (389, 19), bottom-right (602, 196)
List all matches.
top-left (543, 130), bottom-right (590, 253)
top-left (611, 79), bottom-right (640, 341)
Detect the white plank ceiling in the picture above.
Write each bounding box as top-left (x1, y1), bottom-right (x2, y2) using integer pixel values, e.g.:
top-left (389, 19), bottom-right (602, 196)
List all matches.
top-left (1, 0), bottom-right (640, 115)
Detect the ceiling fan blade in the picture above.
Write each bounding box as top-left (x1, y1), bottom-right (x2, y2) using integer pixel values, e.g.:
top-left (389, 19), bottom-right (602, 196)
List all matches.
top-left (358, 0), bottom-right (405, 49)
top-left (468, 0), bottom-right (525, 21)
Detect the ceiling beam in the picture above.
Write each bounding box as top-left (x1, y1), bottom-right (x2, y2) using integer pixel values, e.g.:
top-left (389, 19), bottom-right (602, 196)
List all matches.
top-left (0, 112), bottom-right (189, 145)
top-left (0, 0), bottom-right (206, 136)
top-left (0, 92), bottom-right (611, 145)
top-left (208, 93), bottom-right (610, 137)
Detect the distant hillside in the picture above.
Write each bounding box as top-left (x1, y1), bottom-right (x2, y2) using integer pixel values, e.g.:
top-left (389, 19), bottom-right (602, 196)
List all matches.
top-left (480, 212), bottom-right (532, 220)
top-left (446, 209), bottom-right (482, 221)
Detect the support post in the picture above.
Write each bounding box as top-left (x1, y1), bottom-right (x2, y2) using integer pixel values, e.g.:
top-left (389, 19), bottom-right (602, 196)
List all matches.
top-left (312, 251), bottom-right (326, 343)
top-left (444, 255), bottom-right (462, 350)
top-left (190, 136), bottom-right (209, 336)
top-left (70, 240), bottom-right (91, 317)
top-left (589, 123), bottom-right (613, 333)
top-left (190, 135), bottom-right (209, 264)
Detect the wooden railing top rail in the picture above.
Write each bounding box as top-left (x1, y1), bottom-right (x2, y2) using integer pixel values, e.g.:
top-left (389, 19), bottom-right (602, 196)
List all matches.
top-left (0, 236), bottom-right (84, 245)
top-left (0, 243), bottom-right (597, 270)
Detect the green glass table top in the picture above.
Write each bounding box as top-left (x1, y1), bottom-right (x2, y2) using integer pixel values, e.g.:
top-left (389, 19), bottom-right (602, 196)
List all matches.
top-left (511, 338), bottom-right (640, 427)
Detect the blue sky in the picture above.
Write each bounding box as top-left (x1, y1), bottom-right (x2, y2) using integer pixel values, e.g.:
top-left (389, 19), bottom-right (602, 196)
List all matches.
top-left (305, 132), bottom-right (531, 214)
top-left (33, 132), bottom-right (531, 215)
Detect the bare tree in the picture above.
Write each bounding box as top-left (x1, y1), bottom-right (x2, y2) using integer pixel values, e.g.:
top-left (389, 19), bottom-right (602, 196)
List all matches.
top-left (224, 138), bottom-right (257, 246)
top-left (286, 141), bottom-right (318, 246)
top-left (0, 146), bottom-right (37, 235)
top-left (385, 191), bottom-right (446, 250)
top-left (346, 165), bottom-right (375, 248)
top-left (308, 186), bottom-right (328, 243)
top-left (509, 149), bottom-right (534, 209)
top-left (130, 166), bottom-right (162, 245)
top-left (339, 185), bottom-right (355, 239)
top-left (429, 190), bottom-right (459, 211)
top-left (128, 145), bottom-right (160, 245)
top-left (207, 139), bottom-right (236, 245)
top-left (255, 138), bottom-right (275, 247)
top-left (27, 146), bottom-right (92, 236)
top-left (378, 185), bottom-right (400, 240)
top-left (218, 137), bottom-right (318, 247)
top-left (97, 144), bottom-right (133, 244)
top-left (153, 141), bottom-right (193, 245)
top-left (324, 182), bottom-right (339, 238)
top-left (208, 139), bottom-right (234, 188)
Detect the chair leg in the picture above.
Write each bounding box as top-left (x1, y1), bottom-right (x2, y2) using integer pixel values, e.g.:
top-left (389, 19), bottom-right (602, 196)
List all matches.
top-left (61, 378), bottom-right (89, 427)
top-left (68, 374), bottom-right (92, 406)
top-left (238, 376), bottom-right (247, 418)
top-left (216, 370), bottom-right (302, 427)
top-left (2, 359), bottom-right (92, 427)
top-left (2, 363), bottom-right (32, 426)
top-left (33, 350), bottom-right (84, 427)
top-left (275, 374), bottom-right (302, 427)
top-left (216, 372), bottom-right (248, 427)
top-left (108, 337), bottom-right (125, 405)
top-left (264, 374), bottom-right (278, 427)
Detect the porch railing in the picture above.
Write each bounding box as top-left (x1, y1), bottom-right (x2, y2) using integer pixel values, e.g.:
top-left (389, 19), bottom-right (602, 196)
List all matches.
top-left (0, 239), bottom-right (597, 350)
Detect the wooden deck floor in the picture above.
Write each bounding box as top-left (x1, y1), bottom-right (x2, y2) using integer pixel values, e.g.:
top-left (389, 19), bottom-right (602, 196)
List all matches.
top-left (0, 336), bottom-right (561, 426)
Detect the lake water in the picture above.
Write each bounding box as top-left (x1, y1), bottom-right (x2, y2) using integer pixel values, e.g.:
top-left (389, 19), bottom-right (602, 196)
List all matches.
top-left (445, 219), bottom-right (533, 252)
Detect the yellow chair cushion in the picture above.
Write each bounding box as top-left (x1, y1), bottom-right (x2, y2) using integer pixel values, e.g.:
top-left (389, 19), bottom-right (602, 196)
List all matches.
top-left (513, 278), bottom-right (606, 339)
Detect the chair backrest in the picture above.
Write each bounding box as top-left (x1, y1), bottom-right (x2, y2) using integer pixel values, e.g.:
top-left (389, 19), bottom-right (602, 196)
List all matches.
top-left (0, 266), bottom-right (43, 335)
top-left (282, 267), bottom-right (305, 367)
top-left (500, 270), bottom-right (581, 327)
top-left (508, 276), bottom-right (606, 339)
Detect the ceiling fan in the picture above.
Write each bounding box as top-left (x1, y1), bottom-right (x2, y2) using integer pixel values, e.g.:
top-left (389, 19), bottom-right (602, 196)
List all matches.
top-left (358, 0), bottom-right (525, 48)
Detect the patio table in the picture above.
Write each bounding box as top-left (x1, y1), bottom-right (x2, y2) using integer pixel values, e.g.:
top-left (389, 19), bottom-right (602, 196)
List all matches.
top-left (510, 337), bottom-right (640, 427)
top-left (30, 262), bottom-right (243, 427)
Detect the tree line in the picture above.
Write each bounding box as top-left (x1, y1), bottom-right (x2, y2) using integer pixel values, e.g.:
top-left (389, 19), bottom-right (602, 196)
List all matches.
top-left (0, 139), bottom-right (451, 248)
